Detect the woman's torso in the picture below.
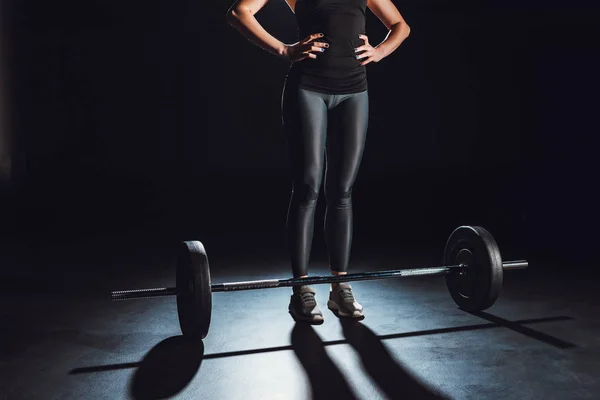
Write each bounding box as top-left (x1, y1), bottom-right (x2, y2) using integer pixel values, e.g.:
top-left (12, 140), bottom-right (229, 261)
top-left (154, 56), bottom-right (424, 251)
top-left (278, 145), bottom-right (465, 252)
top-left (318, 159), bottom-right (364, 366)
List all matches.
top-left (287, 0), bottom-right (368, 94)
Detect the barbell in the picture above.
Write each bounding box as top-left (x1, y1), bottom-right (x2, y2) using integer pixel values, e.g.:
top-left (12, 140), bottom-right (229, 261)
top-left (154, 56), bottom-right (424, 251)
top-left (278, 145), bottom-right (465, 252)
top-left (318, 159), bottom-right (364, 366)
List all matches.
top-left (111, 225), bottom-right (528, 339)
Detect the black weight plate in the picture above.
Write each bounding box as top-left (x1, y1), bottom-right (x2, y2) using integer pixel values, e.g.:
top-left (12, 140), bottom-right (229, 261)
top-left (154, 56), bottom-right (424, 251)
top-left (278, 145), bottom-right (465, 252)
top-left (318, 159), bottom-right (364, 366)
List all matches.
top-left (444, 226), bottom-right (503, 312)
top-left (176, 241), bottom-right (212, 339)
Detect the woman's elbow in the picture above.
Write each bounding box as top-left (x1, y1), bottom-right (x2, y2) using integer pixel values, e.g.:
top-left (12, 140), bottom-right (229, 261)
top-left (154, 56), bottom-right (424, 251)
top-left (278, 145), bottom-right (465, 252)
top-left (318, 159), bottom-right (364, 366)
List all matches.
top-left (390, 20), bottom-right (410, 37)
top-left (398, 21), bottom-right (410, 37)
top-left (225, 8), bottom-right (241, 26)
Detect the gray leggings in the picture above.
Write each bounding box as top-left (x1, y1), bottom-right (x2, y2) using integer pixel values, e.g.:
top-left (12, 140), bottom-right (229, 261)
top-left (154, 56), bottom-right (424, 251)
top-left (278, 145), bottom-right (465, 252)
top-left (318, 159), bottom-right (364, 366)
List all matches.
top-left (281, 81), bottom-right (369, 277)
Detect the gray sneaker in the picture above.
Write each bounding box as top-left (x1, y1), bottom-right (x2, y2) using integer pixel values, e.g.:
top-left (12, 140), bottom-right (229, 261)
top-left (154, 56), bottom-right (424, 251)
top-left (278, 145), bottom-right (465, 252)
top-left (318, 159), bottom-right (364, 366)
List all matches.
top-left (288, 285), bottom-right (324, 324)
top-left (327, 282), bottom-right (364, 318)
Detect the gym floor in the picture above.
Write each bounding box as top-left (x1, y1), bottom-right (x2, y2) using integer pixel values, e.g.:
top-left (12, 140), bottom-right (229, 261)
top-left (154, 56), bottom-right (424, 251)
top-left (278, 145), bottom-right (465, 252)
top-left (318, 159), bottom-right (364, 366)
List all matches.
top-left (1, 231), bottom-right (599, 400)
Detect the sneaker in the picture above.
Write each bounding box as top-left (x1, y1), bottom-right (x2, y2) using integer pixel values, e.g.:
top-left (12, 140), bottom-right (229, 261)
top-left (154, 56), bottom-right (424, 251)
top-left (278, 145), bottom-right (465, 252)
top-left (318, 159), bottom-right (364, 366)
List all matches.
top-left (327, 282), bottom-right (364, 318)
top-left (288, 285), bottom-right (324, 324)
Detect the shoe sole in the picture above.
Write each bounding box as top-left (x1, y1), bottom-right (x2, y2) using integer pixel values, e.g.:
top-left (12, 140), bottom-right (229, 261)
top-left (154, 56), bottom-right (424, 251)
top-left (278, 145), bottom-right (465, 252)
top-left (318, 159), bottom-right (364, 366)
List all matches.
top-left (288, 308), bottom-right (324, 325)
top-left (327, 300), bottom-right (365, 319)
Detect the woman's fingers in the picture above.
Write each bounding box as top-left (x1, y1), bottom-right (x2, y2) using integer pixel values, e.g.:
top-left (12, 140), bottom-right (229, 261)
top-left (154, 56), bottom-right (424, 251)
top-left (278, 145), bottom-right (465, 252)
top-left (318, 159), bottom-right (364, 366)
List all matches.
top-left (307, 43), bottom-right (328, 52)
top-left (303, 33), bottom-right (325, 43)
top-left (357, 52), bottom-right (370, 64)
top-left (358, 50), bottom-right (379, 65)
top-left (355, 33), bottom-right (376, 65)
top-left (300, 42), bottom-right (328, 57)
top-left (360, 56), bottom-right (373, 66)
top-left (291, 33), bottom-right (332, 61)
top-left (355, 46), bottom-right (374, 65)
top-left (354, 44), bottom-right (369, 53)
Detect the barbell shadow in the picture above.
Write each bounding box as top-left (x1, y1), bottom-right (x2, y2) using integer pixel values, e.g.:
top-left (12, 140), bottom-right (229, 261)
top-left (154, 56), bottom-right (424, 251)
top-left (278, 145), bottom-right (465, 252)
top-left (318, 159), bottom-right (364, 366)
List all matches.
top-left (465, 310), bottom-right (577, 349)
top-left (69, 315), bottom-right (574, 376)
top-left (339, 319), bottom-right (449, 400)
top-left (290, 323), bottom-right (359, 400)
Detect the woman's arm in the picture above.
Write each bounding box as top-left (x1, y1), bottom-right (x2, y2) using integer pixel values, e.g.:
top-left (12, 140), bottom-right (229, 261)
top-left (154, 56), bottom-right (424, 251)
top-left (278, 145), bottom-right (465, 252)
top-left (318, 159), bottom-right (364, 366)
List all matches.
top-left (226, 0), bottom-right (328, 62)
top-left (225, 0), bottom-right (288, 59)
top-left (356, 0), bottom-right (411, 65)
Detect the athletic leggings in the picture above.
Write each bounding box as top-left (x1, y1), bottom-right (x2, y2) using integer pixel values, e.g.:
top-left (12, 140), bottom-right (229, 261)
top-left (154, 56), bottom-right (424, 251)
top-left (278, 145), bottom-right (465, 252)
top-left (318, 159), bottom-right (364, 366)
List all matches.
top-left (281, 79), bottom-right (369, 278)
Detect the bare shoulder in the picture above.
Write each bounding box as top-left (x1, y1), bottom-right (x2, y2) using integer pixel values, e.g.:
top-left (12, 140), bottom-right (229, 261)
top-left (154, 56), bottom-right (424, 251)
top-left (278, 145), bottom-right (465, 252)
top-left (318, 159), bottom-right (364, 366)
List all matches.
top-left (228, 0), bottom-right (270, 15)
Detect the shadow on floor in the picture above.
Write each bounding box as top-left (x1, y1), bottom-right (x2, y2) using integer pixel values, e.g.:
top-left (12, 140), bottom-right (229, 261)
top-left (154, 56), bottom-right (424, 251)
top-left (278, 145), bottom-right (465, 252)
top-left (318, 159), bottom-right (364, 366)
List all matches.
top-left (291, 323), bottom-right (359, 400)
top-left (291, 321), bottom-right (448, 400)
top-left (340, 320), bottom-right (448, 400)
top-left (66, 314), bottom-right (576, 398)
top-left (128, 336), bottom-right (204, 400)
top-left (468, 311), bottom-right (577, 349)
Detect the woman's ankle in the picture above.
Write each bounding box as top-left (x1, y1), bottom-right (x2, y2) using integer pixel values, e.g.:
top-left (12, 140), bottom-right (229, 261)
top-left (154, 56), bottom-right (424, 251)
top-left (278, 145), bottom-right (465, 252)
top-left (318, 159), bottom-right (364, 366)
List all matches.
top-left (331, 269), bottom-right (347, 289)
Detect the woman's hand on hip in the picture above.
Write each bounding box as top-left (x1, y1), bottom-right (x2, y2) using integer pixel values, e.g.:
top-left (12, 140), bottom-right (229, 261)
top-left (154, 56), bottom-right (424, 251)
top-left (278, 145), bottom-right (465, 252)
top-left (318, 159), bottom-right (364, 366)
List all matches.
top-left (355, 34), bottom-right (384, 66)
top-left (283, 33), bottom-right (329, 62)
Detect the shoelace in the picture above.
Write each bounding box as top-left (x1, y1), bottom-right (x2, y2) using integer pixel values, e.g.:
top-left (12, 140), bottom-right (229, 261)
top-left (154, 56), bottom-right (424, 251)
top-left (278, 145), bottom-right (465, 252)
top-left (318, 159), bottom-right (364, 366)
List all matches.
top-left (300, 293), bottom-right (316, 307)
top-left (339, 288), bottom-right (355, 302)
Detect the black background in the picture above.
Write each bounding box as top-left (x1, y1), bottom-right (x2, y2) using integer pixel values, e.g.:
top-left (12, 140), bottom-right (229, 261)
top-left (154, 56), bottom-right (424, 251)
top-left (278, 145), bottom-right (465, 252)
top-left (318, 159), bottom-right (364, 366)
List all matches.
top-left (1, 0), bottom-right (599, 272)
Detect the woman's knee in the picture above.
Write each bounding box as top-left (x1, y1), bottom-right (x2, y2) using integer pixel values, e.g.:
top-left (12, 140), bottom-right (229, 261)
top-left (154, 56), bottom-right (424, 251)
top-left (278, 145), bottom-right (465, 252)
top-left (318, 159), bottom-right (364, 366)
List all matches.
top-left (292, 182), bottom-right (321, 207)
top-left (325, 186), bottom-right (353, 207)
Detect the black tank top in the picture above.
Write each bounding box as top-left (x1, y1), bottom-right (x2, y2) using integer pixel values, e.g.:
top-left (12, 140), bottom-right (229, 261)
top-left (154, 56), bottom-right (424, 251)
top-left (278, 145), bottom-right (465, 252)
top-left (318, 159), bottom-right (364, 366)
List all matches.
top-left (286, 0), bottom-right (368, 94)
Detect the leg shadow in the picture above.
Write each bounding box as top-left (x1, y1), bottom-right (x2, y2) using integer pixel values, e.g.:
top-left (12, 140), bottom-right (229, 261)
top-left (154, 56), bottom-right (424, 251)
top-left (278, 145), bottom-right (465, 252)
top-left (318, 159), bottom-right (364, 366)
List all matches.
top-left (290, 323), bottom-right (359, 400)
top-left (340, 319), bottom-right (448, 400)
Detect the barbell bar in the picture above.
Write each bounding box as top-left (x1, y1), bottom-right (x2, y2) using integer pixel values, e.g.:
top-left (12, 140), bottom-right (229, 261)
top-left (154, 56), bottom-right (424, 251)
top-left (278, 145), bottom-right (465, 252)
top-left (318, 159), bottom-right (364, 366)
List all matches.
top-left (111, 260), bottom-right (527, 301)
top-left (110, 225), bottom-right (528, 339)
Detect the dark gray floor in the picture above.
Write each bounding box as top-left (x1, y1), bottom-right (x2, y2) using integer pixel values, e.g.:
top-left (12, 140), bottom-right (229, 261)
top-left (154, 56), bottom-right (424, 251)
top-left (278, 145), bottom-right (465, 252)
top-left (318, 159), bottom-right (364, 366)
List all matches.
top-left (1, 232), bottom-right (599, 400)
